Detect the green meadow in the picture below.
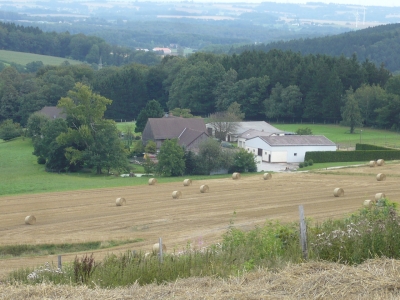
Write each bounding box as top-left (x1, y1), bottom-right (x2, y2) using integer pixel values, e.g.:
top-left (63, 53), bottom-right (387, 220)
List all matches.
top-left (2, 124), bottom-right (400, 196)
top-left (273, 124), bottom-right (400, 149)
top-left (0, 50), bottom-right (82, 66)
top-left (0, 138), bottom-right (230, 196)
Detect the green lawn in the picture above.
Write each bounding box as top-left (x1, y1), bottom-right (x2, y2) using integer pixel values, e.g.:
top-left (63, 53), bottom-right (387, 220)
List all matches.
top-left (272, 124), bottom-right (400, 149)
top-left (115, 121), bottom-right (136, 133)
top-left (0, 138), bottom-right (231, 196)
top-left (0, 50), bottom-right (82, 66)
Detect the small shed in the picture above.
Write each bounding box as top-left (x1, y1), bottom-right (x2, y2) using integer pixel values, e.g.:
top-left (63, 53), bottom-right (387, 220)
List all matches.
top-left (245, 135), bottom-right (337, 163)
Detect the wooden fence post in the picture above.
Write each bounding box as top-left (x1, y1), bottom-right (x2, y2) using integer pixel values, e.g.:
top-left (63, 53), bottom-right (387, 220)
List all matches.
top-left (58, 255), bottom-right (62, 270)
top-left (299, 205), bottom-right (308, 260)
top-left (159, 237), bottom-right (163, 264)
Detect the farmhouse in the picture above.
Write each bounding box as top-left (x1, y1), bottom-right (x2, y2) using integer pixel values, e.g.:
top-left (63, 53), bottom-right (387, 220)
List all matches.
top-left (142, 117), bottom-right (208, 151)
top-left (245, 135), bottom-right (337, 163)
top-left (206, 121), bottom-right (285, 142)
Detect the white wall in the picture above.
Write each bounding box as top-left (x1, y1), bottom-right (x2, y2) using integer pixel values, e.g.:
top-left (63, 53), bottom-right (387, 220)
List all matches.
top-left (245, 137), bottom-right (336, 163)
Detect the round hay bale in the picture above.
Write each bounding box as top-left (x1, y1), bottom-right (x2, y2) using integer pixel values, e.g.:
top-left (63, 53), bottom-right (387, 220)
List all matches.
top-left (263, 173), bottom-right (272, 180)
top-left (376, 173), bottom-right (386, 181)
top-left (148, 178), bottom-right (157, 185)
top-left (183, 179), bottom-right (192, 186)
top-left (172, 191), bottom-right (182, 199)
top-left (200, 185), bottom-right (209, 193)
top-left (369, 160), bottom-right (376, 167)
top-left (363, 200), bottom-right (373, 208)
top-left (152, 242), bottom-right (167, 254)
top-left (333, 188), bottom-right (344, 197)
top-left (115, 197), bottom-right (126, 206)
top-left (377, 159), bottom-right (385, 166)
top-left (375, 192), bottom-right (386, 201)
top-left (25, 215), bottom-right (36, 225)
top-left (232, 172), bottom-right (241, 180)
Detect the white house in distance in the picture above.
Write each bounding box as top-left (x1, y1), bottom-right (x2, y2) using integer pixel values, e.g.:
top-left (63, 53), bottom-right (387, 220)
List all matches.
top-left (245, 135), bottom-right (337, 163)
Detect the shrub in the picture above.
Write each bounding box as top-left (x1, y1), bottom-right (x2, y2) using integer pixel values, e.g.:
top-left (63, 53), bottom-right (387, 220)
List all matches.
top-left (298, 162), bottom-right (304, 168)
top-left (37, 157), bottom-right (46, 164)
top-left (303, 161), bottom-right (309, 167)
top-left (295, 127), bottom-right (313, 135)
top-left (305, 150), bottom-right (400, 163)
top-left (308, 159), bottom-right (313, 166)
top-left (145, 140), bottom-right (156, 154)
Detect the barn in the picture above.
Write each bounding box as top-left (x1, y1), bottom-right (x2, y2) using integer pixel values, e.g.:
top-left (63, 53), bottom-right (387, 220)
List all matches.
top-left (245, 135), bottom-right (337, 163)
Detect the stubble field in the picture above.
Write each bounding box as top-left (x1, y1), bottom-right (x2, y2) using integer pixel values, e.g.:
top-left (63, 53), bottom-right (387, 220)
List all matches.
top-left (1, 163), bottom-right (399, 280)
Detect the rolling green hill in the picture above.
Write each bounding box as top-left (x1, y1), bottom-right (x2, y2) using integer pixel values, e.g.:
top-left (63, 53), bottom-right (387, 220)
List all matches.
top-left (235, 23), bottom-right (400, 74)
top-left (0, 50), bottom-right (82, 66)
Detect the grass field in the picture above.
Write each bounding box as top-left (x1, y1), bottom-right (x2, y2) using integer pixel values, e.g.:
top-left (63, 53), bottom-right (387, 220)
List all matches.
top-left (2, 123), bottom-right (400, 196)
top-left (0, 138), bottom-right (230, 196)
top-left (0, 50), bottom-right (82, 66)
top-left (272, 124), bottom-right (400, 149)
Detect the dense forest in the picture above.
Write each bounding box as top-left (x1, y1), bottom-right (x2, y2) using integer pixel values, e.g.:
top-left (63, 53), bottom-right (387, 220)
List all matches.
top-left (0, 22), bottom-right (160, 67)
top-left (235, 23), bottom-right (400, 74)
top-left (2, 46), bottom-right (400, 132)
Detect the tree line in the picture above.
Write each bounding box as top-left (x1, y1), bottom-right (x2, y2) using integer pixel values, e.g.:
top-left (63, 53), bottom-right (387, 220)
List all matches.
top-left (233, 23), bottom-right (400, 74)
top-left (0, 22), bottom-right (160, 67)
top-left (1, 48), bottom-right (400, 131)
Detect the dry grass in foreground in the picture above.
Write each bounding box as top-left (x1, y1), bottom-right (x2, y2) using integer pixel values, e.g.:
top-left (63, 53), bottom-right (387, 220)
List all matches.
top-left (2, 258), bottom-right (400, 299)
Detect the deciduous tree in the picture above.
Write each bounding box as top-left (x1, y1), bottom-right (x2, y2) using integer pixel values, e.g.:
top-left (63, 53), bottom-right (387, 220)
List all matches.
top-left (56, 83), bottom-right (128, 174)
top-left (156, 139), bottom-right (185, 176)
top-left (340, 88), bottom-right (363, 134)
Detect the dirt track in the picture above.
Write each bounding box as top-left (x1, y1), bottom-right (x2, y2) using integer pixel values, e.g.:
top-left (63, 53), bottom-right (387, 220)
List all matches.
top-left (1, 165), bottom-right (399, 278)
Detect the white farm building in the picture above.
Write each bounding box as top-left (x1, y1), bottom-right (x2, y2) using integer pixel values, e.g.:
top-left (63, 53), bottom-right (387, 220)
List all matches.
top-left (245, 135), bottom-right (337, 163)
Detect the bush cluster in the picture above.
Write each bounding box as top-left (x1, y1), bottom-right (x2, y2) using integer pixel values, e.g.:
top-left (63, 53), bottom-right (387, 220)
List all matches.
top-left (299, 159), bottom-right (313, 168)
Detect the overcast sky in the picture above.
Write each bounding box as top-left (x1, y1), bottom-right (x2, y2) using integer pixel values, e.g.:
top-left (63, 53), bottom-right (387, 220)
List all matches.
top-left (186, 0), bottom-right (400, 6)
top-left (265, 1), bottom-right (400, 6)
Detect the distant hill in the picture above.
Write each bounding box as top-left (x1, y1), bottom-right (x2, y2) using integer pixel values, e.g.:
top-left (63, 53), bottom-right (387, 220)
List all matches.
top-left (233, 23), bottom-right (400, 74)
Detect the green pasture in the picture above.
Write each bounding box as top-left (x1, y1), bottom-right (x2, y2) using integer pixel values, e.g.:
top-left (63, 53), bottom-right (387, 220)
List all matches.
top-left (273, 124), bottom-right (400, 149)
top-left (0, 50), bottom-right (82, 66)
top-left (115, 121), bottom-right (136, 133)
top-left (0, 138), bottom-right (231, 197)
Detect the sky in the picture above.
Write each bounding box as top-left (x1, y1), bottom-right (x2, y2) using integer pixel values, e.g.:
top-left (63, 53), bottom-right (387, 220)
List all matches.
top-left (263, 1), bottom-right (400, 6)
top-left (183, 0), bottom-right (400, 6)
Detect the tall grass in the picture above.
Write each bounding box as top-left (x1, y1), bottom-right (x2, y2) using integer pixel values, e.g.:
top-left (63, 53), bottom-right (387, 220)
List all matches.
top-left (0, 239), bottom-right (142, 259)
top-left (9, 200), bottom-right (400, 287)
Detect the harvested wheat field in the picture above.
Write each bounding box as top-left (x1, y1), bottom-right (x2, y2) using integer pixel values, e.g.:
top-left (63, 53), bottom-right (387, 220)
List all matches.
top-left (1, 258), bottom-right (400, 299)
top-left (1, 165), bottom-right (400, 282)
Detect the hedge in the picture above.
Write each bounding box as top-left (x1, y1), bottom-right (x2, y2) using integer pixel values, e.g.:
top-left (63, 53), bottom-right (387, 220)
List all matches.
top-left (355, 143), bottom-right (396, 151)
top-left (304, 150), bottom-right (400, 163)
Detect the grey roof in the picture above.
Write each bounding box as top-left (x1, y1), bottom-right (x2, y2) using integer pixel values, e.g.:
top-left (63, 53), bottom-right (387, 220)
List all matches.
top-left (206, 121), bottom-right (283, 136)
top-left (233, 121), bottom-right (284, 135)
top-left (257, 135), bottom-right (336, 146)
top-left (147, 118), bottom-right (206, 139)
top-left (239, 129), bottom-right (283, 139)
top-left (37, 106), bottom-right (66, 119)
top-left (178, 128), bottom-right (208, 147)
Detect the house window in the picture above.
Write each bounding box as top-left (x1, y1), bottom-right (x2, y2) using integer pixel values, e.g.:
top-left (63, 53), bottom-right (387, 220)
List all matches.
top-left (253, 149), bottom-right (255, 152)
top-left (294, 153), bottom-right (297, 156)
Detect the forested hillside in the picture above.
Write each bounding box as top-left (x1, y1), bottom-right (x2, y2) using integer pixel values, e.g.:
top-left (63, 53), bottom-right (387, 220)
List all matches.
top-left (2, 49), bottom-right (400, 132)
top-left (0, 22), bottom-right (160, 67)
top-left (235, 23), bottom-right (400, 74)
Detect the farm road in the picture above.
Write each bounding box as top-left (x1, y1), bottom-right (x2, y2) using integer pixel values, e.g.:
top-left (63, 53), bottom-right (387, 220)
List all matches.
top-left (0, 165), bottom-right (399, 278)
